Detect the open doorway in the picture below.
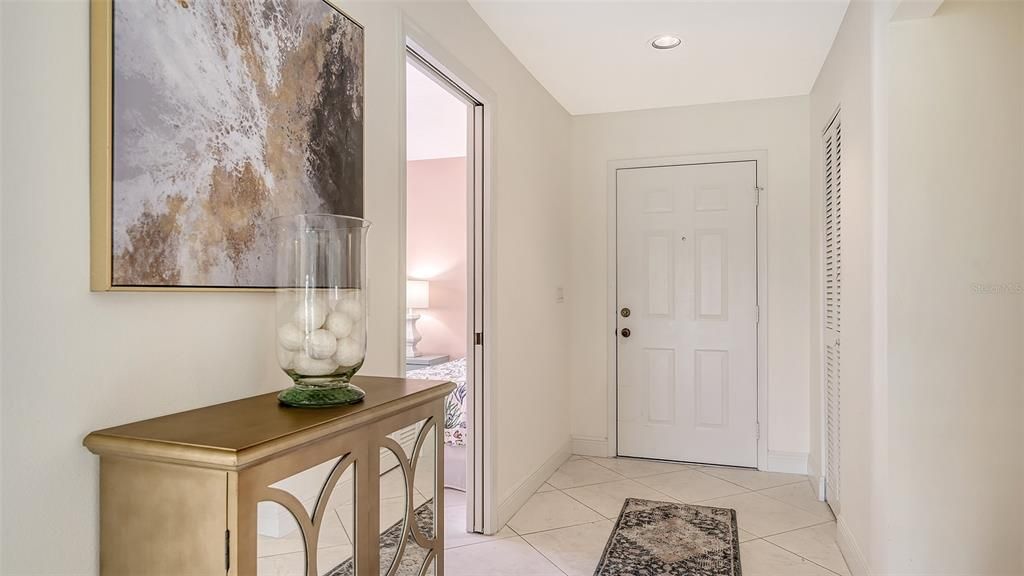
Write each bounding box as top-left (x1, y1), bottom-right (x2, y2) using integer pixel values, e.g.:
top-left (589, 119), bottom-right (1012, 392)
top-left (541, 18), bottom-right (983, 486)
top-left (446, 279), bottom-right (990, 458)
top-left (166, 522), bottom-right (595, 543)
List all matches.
top-left (403, 48), bottom-right (487, 535)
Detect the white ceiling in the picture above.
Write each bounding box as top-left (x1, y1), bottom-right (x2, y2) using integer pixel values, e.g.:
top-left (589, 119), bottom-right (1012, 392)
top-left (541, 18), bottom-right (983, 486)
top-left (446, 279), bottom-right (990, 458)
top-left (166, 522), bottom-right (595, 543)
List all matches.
top-left (407, 62), bottom-right (468, 161)
top-left (468, 0), bottom-right (850, 115)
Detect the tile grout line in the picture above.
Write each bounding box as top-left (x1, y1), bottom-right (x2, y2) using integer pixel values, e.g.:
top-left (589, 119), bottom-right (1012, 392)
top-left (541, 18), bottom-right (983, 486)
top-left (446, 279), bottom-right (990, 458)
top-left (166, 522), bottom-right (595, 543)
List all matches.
top-left (577, 457), bottom-right (731, 506)
top-left (742, 518), bottom-right (837, 540)
top-left (443, 530), bottom-right (521, 551)
top-left (582, 455), bottom-right (702, 480)
top-left (690, 467), bottom-right (770, 493)
top-left (548, 477), bottom-right (628, 490)
top-left (583, 453), bottom-right (811, 492)
top-left (555, 467), bottom-right (704, 522)
top-left (512, 485), bottom-right (610, 535)
top-left (740, 477), bottom-right (817, 491)
top-left (565, 458), bottom-right (824, 524)
top-left (513, 516), bottom-right (613, 539)
top-left (444, 525), bottom-right (569, 576)
top-left (334, 506), bottom-right (354, 548)
top-left (754, 537), bottom-right (845, 576)
top-left (520, 483), bottom-right (610, 576)
top-left (556, 485), bottom-right (622, 522)
top-left (751, 484), bottom-right (838, 521)
top-left (516, 521), bottom-right (571, 576)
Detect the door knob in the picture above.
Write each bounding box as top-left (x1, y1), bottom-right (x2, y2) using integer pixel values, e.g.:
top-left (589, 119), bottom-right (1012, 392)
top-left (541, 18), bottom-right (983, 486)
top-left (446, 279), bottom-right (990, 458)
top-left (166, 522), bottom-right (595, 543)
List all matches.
top-left (620, 328), bottom-right (631, 338)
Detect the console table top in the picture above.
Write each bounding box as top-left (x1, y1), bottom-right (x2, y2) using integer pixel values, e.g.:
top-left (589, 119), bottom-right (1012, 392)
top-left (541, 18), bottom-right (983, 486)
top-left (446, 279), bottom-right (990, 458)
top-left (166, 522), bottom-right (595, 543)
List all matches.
top-left (83, 376), bottom-right (454, 470)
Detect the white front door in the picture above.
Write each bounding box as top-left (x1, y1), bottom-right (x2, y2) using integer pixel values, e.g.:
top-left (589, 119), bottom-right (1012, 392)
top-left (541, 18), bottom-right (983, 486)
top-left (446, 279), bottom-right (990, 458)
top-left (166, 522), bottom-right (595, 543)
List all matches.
top-left (616, 161), bottom-right (758, 467)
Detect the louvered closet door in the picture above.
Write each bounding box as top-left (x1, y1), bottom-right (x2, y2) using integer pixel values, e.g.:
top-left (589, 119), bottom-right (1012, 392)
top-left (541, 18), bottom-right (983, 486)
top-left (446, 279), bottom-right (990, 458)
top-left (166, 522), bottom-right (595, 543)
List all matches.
top-left (823, 115), bottom-right (842, 515)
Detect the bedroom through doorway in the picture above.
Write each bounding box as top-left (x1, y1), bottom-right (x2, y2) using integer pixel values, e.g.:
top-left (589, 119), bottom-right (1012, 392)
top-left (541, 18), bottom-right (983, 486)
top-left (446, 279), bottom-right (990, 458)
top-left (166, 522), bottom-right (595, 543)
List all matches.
top-left (403, 47), bottom-right (487, 535)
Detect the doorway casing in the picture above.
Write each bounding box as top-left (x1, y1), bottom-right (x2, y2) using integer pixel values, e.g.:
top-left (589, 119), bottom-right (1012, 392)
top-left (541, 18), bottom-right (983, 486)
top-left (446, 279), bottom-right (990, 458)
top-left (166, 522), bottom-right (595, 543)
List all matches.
top-left (605, 151), bottom-right (769, 469)
top-left (399, 19), bottom-right (499, 535)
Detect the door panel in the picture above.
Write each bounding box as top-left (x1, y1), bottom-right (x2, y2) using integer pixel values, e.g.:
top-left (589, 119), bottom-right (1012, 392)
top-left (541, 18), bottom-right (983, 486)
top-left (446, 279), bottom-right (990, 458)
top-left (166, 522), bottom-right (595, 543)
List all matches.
top-left (823, 115), bottom-right (842, 514)
top-left (616, 161), bottom-right (757, 467)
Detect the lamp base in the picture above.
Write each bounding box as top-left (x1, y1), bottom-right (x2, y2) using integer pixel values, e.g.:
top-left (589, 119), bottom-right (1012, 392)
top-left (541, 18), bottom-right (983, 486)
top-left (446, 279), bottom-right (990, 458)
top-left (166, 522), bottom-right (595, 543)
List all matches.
top-left (406, 313), bottom-right (423, 358)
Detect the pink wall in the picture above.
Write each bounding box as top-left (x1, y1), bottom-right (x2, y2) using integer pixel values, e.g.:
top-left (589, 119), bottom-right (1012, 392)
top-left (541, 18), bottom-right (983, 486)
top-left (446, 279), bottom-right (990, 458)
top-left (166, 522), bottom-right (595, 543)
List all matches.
top-left (406, 157), bottom-right (468, 359)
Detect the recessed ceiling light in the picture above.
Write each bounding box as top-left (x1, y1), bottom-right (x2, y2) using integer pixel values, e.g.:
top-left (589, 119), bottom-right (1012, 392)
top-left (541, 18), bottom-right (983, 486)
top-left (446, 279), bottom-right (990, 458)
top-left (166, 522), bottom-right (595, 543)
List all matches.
top-left (650, 35), bottom-right (682, 50)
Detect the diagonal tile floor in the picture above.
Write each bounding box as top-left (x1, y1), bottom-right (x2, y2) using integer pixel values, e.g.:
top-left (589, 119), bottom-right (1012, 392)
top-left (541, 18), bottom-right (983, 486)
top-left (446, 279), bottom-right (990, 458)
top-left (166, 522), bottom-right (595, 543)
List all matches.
top-left (445, 455), bottom-right (850, 576)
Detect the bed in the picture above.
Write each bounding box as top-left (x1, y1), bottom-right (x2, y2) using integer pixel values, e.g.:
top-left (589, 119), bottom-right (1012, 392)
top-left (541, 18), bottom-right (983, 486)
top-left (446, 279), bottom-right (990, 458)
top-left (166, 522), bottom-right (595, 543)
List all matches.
top-left (406, 357), bottom-right (467, 447)
top-left (406, 357), bottom-right (467, 490)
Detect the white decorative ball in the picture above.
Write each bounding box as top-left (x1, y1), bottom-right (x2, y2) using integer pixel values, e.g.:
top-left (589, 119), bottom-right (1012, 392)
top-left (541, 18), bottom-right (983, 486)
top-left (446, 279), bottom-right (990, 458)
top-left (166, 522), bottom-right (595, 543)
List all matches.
top-left (348, 320), bottom-right (366, 343)
top-left (294, 299), bottom-right (328, 330)
top-left (277, 323), bottom-right (305, 351)
top-left (334, 337), bottom-right (364, 367)
top-left (307, 329), bottom-right (338, 360)
top-left (335, 297), bottom-right (364, 320)
top-left (325, 311), bottom-right (353, 339)
top-left (294, 353), bottom-right (339, 376)
top-left (277, 346), bottom-right (296, 370)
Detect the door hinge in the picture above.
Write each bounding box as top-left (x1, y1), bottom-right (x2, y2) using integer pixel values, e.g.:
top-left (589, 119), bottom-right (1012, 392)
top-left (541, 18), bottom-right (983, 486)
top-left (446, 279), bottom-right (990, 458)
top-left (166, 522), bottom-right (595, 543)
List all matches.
top-left (754, 186), bottom-right (763, 206)
top-left (754, 304), bottom-right (760, 325)
top-left (225, 529), bottom-right (231, 572)
top-left (756, 422), bottom-right (761, 440)
top-left (474, 332), bottom-right (483, 346)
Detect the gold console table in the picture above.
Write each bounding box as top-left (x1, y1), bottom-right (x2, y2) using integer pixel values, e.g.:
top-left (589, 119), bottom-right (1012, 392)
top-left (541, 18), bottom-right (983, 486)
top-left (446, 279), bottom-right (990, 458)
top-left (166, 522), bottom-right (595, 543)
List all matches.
top-left (84, 376), bottom-right (454, 576)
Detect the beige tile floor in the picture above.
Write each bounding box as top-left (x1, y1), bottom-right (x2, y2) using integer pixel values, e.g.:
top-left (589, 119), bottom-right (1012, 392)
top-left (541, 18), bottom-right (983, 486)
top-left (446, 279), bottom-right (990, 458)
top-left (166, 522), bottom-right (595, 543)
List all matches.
top-left (445, 455), bottom-right (851, 576)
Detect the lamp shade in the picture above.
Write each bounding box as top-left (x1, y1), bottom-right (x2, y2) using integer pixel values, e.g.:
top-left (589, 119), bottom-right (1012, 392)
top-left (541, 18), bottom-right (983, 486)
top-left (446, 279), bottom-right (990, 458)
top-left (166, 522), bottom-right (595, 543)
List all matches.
top-left (407, 279), bottom-right (430, 309)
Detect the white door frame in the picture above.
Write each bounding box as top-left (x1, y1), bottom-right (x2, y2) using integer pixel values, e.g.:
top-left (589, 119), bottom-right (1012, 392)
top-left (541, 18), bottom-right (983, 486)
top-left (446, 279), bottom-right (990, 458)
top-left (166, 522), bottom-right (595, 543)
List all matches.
top-left (605, 151), bottom-right (769, 469)
top-left (400, 20), bottom-right (499, 535)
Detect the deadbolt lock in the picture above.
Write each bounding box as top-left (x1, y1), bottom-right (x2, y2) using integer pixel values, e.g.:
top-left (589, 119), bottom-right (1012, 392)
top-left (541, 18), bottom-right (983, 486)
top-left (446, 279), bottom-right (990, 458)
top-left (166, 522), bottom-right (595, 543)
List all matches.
top-left (620, 307), bottom-right (631, 318)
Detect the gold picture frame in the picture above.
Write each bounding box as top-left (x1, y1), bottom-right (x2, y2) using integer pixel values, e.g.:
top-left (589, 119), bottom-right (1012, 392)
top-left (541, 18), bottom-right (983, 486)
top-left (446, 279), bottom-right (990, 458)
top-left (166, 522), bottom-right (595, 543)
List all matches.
top-left (89, 0), bottom-right (364, 292)
top-left (90, 0), bottom-right (115, 291)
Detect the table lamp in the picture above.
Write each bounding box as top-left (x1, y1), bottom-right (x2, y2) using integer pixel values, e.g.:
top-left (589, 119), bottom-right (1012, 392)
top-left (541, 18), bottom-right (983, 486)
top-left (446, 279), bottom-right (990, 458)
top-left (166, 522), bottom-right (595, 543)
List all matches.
top-left (406, 279), bottom-right (430, 357)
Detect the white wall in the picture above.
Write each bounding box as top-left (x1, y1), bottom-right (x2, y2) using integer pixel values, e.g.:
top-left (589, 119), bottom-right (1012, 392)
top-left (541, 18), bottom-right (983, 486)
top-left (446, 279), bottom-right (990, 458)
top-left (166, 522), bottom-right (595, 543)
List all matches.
top-left (809, 1), bottom-right (1024, 573)
top-left (807, 1), bottom-right (891, 571)
top-left (388, 2), bottom-right (573, 512)
top-left (406, 61), bottom-right (467, 162)
top-left (407, 157), bottom-right (469, 360)
top-left (568, 96), bottom-right (812, 467)
top-left (0, 0), bottom-right (571, 572)
top-left (886, 1), bottom-right (1023, 573)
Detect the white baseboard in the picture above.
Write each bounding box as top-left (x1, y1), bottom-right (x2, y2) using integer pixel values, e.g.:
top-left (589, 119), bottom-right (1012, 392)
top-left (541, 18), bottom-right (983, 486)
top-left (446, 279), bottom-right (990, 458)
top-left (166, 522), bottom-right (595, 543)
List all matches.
top-left (805, 452), bottom-right (825, 499)
top-left (496, 440), bottom-right (571, 529)
top-left (807, 451), bottom-right (820, 478)
top-left (811, 474), bottom-right (826, 501)
top-left (765, 450), bottom-right (809, 475)
top-left (571, 435), bottom-right (608, 457)
top-left (836, 514), bottom-right (872, 576)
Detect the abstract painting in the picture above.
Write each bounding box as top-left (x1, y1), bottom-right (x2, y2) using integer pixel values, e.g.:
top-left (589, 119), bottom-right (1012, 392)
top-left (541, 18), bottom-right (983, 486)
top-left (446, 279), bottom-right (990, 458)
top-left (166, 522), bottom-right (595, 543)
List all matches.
top-left (92, 0), bottom-right (363, 289)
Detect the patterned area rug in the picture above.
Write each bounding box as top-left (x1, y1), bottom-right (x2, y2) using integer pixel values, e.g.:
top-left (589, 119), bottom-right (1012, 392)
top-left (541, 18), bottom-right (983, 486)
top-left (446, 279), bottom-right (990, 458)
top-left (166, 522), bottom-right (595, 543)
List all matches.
top-left (594, 498), bottom-right (742, 576)
top-left (326, 500), bottom-right (434, 576)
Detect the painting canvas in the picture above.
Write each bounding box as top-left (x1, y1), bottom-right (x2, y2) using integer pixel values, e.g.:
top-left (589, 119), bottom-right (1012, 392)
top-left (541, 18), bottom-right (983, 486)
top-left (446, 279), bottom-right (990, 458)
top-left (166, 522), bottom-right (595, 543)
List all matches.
top-left (100, 0), bottom-right (363, 289)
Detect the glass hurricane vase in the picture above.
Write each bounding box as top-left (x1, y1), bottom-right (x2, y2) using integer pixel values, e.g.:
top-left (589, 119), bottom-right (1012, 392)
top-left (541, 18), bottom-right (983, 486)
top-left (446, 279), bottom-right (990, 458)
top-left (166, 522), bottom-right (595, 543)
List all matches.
top-left (273, 214), bottom-right (370, 407)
